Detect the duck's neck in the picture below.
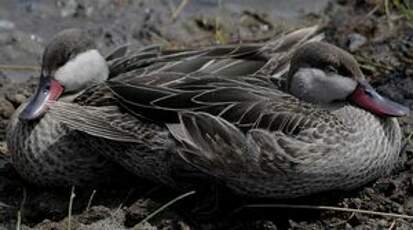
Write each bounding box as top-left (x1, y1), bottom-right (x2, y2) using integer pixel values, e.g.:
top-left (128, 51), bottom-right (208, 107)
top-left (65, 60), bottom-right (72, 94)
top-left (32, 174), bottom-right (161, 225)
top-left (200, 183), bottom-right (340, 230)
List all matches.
top-left (334, 104), bottom-right (399, 131)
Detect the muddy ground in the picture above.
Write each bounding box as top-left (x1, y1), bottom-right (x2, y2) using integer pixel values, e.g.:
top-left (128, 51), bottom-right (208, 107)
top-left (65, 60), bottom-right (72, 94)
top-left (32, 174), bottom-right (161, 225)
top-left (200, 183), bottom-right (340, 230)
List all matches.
top-left (1, 0), bottom-right (413, 229)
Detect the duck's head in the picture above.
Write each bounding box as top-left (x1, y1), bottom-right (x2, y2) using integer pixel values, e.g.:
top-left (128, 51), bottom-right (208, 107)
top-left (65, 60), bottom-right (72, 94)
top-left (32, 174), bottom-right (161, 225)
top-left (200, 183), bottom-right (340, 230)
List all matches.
top-left (287, 42), bottom-right (409, 117)
top-left (19, 28), bottom-right (109, 121)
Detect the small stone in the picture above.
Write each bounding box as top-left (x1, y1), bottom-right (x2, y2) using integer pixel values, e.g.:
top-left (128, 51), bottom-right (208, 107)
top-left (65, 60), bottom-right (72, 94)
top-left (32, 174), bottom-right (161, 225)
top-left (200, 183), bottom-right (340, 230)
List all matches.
top-left (348, 33), bottom-right (367, 52)
top-left (0, 73), bottom-right (10, 87)
top-left (404, 196), bottom-right (413, 215)
top-left (0, 97), bottom-right (15, 118)
top-left (377, 219), bottom-right (388, 227)
top-left (398, 221), bottom-right (413, 230)
top-left (125, 199), bottom-right (159, 227)
top-left (60, 0), bottom-right (79, 18)
top-left (133, 221), bottom-right (157, 230)
top-left (177, 221), bottom-right (191, 230)
top-left (77, 206), bottom-right (112, 225)
top-left (0, 32), bottom-right (15, 45)
top-left (352, 197), bottom-right (363, 206)
top-left (5, 93), bottom-right (27, 107)
top-left (254, 220), bottom-right (278, 230)
top-left (0, 141), bottom-right (7, 156)
top-left (364, 188), bottom-right (375, 196)
top-left (344, 223), bottom-right (353, 230)
top-left (0, 20), bottom-right (15, 30)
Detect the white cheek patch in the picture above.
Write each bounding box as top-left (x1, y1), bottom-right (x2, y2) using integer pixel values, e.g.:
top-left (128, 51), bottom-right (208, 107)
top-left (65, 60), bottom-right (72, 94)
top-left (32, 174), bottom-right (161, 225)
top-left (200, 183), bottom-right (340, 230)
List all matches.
top-left (320, 73), bottom-right (358, 101)
top-left (290, 68), bottom-right (357, 104)
top-left (54, 49), bottom-right (109, 92)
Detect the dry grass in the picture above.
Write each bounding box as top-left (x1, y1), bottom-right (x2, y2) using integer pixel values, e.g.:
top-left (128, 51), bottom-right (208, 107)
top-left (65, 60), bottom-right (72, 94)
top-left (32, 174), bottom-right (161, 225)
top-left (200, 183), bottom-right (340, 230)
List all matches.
top-left (0, 65), bottom-right (40, 72)
top-left (67, 186), bottom-right (76, 230)
top-left (392, 0), bottom-right (413, 23)
top-left (133, 190), bottom-right (196, 229)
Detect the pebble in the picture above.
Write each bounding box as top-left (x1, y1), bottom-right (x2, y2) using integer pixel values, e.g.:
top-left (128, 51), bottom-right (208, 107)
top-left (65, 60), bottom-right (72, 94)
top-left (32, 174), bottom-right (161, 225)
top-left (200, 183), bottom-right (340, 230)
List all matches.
top-left (59, 0), bottom-right (93, 18)
top-left (5, 93), bottom-right (27, 107)
top-left (0, 32), bottom-right (15, 46)
top-left (253, 220), bottom-right (278, 230)
top-left (60, 0), bottom-right (79, 18)
top-left (0, 97), bottom-right (15, 119)
top-left (125, 199), bottom-right (159, 227)
top-left (0, 141), bottom-right (7, 157)
top-left (348, 33), bottom-right (367, 52)
top-left (345, 223), bottom-right (353, 229)
top-left (77, 206), bottom-right (112, 225)
top-left (0, 74), bottom-right (10, 87)
top-left (0, 20), bottom-right (15, 31)
top-left (377, 219), bottom-right (388, 227)
top-left (404, 196), bottom-right (413, 215)
top-left (398, 221), bottom-right (413, 230)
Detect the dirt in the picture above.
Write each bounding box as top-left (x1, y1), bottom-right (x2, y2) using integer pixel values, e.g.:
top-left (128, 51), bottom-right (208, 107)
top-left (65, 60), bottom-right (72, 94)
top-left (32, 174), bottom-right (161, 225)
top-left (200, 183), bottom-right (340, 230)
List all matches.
top-left (1, 0), bottom-right (413, 229)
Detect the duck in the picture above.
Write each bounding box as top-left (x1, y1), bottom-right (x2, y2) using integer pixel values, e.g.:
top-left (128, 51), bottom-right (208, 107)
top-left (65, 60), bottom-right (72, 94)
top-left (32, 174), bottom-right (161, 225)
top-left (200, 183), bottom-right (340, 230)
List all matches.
top-left (105, 41), bottom-right (410, 198)
top-left (7, 26), bottom-right (322, 187)
top-left (6, 29), bottom-right (129, 186)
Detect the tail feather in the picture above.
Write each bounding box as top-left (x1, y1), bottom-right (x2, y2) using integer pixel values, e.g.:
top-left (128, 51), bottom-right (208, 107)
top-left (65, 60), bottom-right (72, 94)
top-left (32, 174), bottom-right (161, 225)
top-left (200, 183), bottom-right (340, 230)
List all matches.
top-left (171, 112), bottom-right (258, 177)
top-left (170, 111), bottom-right (304, 181)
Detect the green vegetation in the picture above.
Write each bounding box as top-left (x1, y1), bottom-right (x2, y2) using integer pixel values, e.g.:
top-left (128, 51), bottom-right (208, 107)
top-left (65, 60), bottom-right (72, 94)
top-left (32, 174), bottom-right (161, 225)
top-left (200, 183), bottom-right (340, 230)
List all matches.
top-left (392, 0), bottom-right (413, 23)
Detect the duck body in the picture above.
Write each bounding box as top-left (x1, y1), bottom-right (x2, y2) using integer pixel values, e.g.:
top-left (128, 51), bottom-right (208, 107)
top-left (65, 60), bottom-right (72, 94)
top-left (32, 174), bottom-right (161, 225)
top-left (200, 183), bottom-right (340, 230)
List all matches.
top-left (7, 26), bottom-right (322, 187)
top-left (214, 101), bottom-right (402, 198)
top-left (107, 74), bottom-right (403, 198)
top-left (7, 104), bottom-right (129, 186)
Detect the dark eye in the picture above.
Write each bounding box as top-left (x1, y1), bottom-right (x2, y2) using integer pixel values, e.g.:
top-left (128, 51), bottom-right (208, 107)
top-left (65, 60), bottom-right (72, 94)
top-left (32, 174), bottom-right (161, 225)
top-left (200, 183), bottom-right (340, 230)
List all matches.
top-left (326, 65), bottom-right (338, 74)
top-left (42, 85), bottom-right (50, 94)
